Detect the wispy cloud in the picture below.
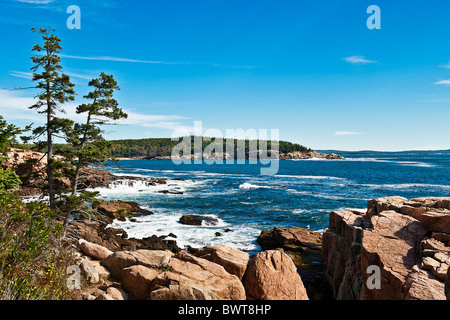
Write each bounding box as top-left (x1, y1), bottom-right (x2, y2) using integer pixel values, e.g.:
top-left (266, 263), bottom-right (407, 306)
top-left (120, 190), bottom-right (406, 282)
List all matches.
top-left (434, 79), bottom-right (450, 86)
top-left (9, 69), bottom-right (98, 81)
top-left (9, 71), bottom-right (33, 80)
top-left (60, 54), bottom-right (255, 69)
top-left (16, 0), bottom-right (54, 3)
top-left (439, 61), bottom-right (450, 69)
top-left (0, 89), bottom-right (192, 133)
top-left (334, 131), bottom-right (365, 136)
top-left (60, 54), bottom-right (178, 65)
top-left (343, 55), bottom-right (377, 65)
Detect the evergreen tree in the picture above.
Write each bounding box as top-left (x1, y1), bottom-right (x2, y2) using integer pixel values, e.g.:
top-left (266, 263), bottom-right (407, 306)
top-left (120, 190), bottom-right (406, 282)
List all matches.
top-left (29, 28), bottom-right (75, 209)
top-left (62, 72), bottom-right (127, 230)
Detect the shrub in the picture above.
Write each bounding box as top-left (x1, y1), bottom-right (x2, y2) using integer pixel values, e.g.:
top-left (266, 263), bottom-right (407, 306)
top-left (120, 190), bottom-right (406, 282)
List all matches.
top-left (0, 191), bottom-right (74, 299)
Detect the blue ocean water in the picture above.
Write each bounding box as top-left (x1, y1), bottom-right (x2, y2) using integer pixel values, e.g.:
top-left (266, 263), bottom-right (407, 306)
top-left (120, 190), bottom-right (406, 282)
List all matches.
top-left (91, 151), bottom-right (450, 253)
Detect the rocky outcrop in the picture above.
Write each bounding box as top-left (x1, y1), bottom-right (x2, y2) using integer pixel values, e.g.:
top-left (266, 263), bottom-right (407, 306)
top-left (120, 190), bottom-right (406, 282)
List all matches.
top-left (100, 249), bottom-right (246, 300)
top-left (70, 218), bottom-right (181, 253)
top-left (242, 250), bottom-right (309, 300)
top-left (322, 196), bottom-right (450, 300)
top-left (94, 200), bottom-right (153, 222)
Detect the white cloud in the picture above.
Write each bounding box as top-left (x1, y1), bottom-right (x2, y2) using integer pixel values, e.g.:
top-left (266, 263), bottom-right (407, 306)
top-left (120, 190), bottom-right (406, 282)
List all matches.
top-left (434, 79), bottom-right (450, 86)
top-left (334, 131), bottom-right (365, 136)
top-left (343, 55), bottom-right (377, 65)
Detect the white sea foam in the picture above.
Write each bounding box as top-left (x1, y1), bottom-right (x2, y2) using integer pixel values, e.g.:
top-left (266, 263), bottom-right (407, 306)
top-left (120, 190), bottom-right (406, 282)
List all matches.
top-left (88, 178), bottom-right (205, 197)
top-left (292, 209), bottom-right (308, 214)
top-left (109, 210), bottom-right (260, 253)
top-left (239, 182), bottom-right (272, 190)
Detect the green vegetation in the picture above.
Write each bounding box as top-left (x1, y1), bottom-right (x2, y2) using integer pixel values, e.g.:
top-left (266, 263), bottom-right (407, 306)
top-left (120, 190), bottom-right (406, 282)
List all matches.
top-left (106, 136), bottom-right (312, 159)
top-left (0, 191), bottom-right (72, 299)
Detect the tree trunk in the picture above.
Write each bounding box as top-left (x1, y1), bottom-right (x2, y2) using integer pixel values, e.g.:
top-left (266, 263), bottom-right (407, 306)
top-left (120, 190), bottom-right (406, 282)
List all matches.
top-left (46, 87), bottom-right (55, 210)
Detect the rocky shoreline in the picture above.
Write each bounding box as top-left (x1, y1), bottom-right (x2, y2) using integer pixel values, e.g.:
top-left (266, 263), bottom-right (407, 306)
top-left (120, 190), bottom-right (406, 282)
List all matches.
top-left (2, 149), bottom-right (449, 300)
top-left (66, 193), bottom-right (450, 300)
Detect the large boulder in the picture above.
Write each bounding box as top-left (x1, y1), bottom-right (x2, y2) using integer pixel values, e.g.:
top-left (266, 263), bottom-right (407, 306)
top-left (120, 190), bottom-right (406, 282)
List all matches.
top-left (242, 250), bottom-right (309, 300)
top-left (78, 239), bottom-right (113, 260)
top-left (257, 226), bottom-right (327, 299)
top-left (194, 246), bottom-right (249, 280)
top-left (121, 265), bottom-right (160, 300)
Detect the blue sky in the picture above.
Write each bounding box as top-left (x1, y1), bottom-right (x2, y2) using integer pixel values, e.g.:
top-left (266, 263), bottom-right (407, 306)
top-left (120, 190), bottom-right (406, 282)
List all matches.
top-left (1, 0), bottom-right (450, 151)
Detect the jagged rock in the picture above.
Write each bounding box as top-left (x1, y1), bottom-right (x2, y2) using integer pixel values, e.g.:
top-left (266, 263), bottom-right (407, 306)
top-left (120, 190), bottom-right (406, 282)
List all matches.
top-left (242, 250), bottom-right (309, 300)
top-left (322, 210), bottom-right (370, 299)
top-left (323, 197), bottom-right (450, 300)
top-left (404, 265), bottom-right (446, 300)
top-left (194, 246), bottom-right (249, 279)
top-left (179, 215), bottom-right (218, 226)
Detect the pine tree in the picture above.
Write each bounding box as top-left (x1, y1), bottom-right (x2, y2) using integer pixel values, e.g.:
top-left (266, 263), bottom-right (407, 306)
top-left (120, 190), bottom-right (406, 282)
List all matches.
top-left (62, 72), bottom-right (127, 230)
top-left (29, 28), bottom-right (75, 209)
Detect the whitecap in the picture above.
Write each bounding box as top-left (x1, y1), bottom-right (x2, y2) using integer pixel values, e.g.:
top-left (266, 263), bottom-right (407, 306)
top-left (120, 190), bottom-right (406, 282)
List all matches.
top-left (239, 182), bottom-right (272, 190)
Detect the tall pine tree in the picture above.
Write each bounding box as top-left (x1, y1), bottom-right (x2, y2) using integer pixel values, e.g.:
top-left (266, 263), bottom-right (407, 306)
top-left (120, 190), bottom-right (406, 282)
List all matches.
top-left (62, 72), bottom-right (127, 230)
top-left (29, 28), bottom-right (75, 209)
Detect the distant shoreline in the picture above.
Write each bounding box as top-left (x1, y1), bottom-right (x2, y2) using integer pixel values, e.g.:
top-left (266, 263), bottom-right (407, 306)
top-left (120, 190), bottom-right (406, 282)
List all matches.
top-left (115, 151), bottom-right (344, 161)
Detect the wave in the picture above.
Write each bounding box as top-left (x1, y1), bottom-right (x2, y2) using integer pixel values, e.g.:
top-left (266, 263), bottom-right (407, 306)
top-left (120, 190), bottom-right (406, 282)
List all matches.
top-left (239, 182), bottom-right (272, 190)
top-left (361, 183), bottom-right (450, 191)
top-left (343, 158), bottom-right (435, 168)
top-left (286, 189), bottom-right (365, 201)
top-left (275, 174), bottom-right (346, 180)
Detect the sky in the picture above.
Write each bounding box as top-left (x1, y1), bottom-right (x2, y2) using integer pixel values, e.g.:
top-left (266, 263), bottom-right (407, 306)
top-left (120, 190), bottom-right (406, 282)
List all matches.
top-left (0, 0), bottom-right (450, 151)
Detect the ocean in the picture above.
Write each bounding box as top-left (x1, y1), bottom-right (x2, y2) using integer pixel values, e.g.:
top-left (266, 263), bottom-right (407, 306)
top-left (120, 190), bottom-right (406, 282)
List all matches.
top-left (90, 151), bottom-right (450, 254)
